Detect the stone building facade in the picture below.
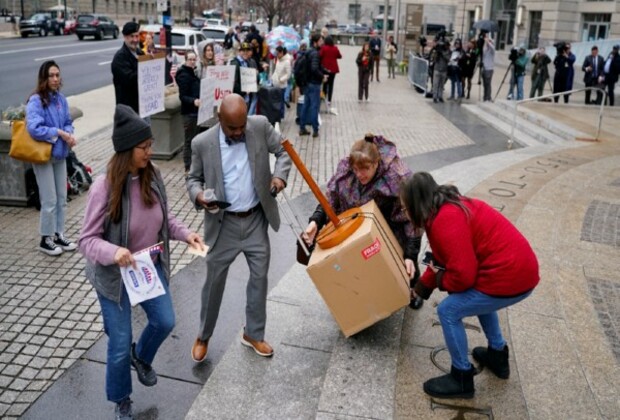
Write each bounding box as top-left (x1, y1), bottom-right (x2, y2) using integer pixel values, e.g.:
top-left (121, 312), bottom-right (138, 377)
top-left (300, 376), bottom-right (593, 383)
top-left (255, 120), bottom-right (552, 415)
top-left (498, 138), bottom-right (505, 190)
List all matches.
top-left (328, 0), bottom-right (620, 50)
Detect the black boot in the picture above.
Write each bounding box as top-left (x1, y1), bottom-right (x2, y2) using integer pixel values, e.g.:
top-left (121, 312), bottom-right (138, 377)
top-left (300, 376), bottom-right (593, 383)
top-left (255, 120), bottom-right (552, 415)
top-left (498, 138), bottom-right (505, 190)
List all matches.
top-left (409, 258), bottom-right (424, 310)
top-left (409, 296), bottom-right (424, 309)
top-left (473, 344), bottom-right (510, 379)
top-left (423, 365), bottom-right (475, 399)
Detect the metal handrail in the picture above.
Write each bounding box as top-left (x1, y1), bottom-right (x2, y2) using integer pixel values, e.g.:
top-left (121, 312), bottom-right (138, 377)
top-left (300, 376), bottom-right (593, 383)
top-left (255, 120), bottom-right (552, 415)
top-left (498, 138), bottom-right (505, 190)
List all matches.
top-left (508, 87), bottom-right (607, 149)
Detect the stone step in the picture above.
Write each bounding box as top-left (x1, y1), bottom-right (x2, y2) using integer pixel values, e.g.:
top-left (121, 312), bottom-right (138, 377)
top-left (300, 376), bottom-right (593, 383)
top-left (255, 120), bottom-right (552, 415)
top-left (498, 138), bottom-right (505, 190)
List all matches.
top-left (493, 100), bottom-right (589, 142)
top-left (473, 101), bottom-right (576, 146)
top-left (461, 103), bottom-right (546, 148)
top-left (184, 257), bottom-right (407, 419)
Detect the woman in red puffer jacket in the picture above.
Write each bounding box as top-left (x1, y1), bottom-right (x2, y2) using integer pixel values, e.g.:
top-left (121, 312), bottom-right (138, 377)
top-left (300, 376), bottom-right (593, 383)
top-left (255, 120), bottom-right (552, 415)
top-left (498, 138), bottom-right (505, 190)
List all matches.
top-left (402, 171), bottom-right (539, 400)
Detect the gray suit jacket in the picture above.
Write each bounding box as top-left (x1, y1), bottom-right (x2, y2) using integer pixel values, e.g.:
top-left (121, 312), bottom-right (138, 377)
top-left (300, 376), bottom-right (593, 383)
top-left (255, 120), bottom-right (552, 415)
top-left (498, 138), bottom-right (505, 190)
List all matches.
top-left (186, 115), bottom-right (292, 248)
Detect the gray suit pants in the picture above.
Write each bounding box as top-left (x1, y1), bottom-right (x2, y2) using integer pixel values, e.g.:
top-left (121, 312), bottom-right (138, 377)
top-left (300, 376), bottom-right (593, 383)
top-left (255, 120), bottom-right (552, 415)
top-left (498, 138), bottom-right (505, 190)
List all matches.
top-left (199, 209), bottom-right (270, 341)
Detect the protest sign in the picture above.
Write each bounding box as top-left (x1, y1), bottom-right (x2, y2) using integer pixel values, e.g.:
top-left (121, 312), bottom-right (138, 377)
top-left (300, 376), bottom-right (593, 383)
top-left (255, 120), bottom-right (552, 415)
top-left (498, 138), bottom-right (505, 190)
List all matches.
top-left (197, 65), bottom-right (234, 125)
top-left (240, 67), bottom-right (258, 93)
top-left (120, 243), bottom-right (166, 306)
top-left (138, 52), bottom-right (166, 118)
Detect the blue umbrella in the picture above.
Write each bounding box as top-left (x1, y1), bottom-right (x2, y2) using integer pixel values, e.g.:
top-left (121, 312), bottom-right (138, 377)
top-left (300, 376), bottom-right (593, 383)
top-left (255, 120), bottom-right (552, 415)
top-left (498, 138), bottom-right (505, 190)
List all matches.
top-left (266, 25), bottom-right (301, 55)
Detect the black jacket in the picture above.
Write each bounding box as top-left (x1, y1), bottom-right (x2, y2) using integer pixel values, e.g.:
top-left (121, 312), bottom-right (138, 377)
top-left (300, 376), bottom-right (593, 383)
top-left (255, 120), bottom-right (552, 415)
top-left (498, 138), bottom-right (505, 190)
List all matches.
top-left (582, 54), bottom-right (605, 84)
top-left (306, 47), bottom-right (326, 85)
top-left (176, 64), bottom-right (200, 116)
top-left (230, 56), bottom-right (257, 96)
top-left (604, 52), bottom-right (620, 84)
top-left (111, 43), bottom-right (144, 114)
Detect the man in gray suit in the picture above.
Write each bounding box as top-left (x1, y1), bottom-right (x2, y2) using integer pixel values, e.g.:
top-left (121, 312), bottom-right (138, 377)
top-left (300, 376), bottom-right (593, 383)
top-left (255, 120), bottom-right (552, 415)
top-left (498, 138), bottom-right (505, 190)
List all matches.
top-left (187, 94), bottom-right (292, 362)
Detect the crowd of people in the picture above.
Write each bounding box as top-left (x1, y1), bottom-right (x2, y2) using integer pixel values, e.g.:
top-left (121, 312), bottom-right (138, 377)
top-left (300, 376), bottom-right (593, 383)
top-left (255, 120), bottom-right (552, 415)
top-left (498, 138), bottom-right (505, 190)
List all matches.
top-left (21, 19), bottom-right (620, 419)
top-left (421, 31), bottom-right (620, 106)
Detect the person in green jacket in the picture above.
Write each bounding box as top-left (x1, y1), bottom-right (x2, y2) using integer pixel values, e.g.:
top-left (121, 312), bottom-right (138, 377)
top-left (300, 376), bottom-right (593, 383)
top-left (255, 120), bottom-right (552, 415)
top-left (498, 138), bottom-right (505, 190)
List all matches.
top-left (507, 47), bottom-right (529, 100)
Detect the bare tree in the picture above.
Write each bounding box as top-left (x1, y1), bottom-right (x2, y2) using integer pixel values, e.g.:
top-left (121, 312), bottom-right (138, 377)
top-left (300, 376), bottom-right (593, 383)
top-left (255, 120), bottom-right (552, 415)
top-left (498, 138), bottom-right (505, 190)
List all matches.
top-left (247, 0), bottom-right (278, 30)
top-left (247, 0), bottom-right (329, 30)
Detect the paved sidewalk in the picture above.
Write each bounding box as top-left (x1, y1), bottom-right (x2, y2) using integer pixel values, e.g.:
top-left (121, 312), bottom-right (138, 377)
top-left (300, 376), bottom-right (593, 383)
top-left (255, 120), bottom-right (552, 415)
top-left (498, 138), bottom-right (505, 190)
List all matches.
top-left (0, 41), bottom-right (618, 420)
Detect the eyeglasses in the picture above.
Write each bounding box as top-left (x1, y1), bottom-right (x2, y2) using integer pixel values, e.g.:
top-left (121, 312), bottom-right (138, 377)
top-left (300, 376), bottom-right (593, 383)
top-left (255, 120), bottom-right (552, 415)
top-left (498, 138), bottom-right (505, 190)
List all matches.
top-left (187, 58), bottom-right (197, 61)
top-left (135, 142), bottom-right (154, 151)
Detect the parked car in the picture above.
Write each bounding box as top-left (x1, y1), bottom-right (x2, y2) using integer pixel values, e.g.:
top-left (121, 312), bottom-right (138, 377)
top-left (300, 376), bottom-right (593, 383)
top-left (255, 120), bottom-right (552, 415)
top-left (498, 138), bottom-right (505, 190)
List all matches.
top-left (345, 24), bottom-right (371, 34)
top-left (201, 25), bottom-right (228, 44)
top-left (153, 27), bottom-right (206, 62)
top-left (190, 17), bottom-right (206, 28)
top-left (205, 18), bottom-right (225, 26)
top-left (337, 24), bottom-right (348, 34)
top-left (75, 14), bottom-right (119, 40)
top-left (19, 13), bottom-right (61, 37)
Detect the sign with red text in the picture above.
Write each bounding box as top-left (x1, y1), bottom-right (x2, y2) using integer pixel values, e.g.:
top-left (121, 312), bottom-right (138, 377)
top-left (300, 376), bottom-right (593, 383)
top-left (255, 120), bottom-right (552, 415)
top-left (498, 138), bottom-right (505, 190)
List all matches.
top-left (361, 237), bottom-right (381, 260)
top-left (198, 65), bottom-right (234, 125)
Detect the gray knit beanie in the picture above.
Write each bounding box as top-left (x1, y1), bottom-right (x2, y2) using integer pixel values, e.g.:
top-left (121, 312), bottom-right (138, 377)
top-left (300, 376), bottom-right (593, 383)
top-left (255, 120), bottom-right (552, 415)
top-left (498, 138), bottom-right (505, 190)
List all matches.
top-left (112, 104), bottom-right (152, 152)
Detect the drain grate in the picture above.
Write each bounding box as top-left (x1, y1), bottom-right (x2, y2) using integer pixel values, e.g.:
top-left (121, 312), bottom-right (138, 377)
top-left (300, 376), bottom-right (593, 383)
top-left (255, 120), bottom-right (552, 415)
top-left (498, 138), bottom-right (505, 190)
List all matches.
top-left (581, 200), bottom-right (620, 247)
top-left (587, 276), bottom-right (620, 364)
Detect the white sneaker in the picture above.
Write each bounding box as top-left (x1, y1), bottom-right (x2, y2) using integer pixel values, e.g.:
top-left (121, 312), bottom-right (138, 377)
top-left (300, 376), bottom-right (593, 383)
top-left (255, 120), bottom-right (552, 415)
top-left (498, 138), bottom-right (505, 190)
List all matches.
top-left (39, 236), bottom-right (63, 256)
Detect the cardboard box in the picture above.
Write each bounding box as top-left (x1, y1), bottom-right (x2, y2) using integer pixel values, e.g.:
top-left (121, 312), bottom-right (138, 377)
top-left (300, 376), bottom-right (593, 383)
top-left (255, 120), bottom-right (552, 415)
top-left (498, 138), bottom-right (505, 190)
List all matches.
top-left (307, 200), bottom-right (410, 337)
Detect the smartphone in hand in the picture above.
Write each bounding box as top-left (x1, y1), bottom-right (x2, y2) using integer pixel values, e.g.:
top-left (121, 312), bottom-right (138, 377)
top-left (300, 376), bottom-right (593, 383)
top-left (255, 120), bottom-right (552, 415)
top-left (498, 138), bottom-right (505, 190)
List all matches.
top-left (206, 200), bottom-right (231, 209)
top-left (422, 251), bottom-right (445, 270)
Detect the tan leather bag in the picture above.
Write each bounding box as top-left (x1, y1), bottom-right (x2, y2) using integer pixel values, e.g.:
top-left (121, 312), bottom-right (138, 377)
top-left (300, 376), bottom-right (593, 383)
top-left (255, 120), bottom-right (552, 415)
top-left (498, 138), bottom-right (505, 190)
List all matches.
top-left (9, 120), bottom-right (52, 164)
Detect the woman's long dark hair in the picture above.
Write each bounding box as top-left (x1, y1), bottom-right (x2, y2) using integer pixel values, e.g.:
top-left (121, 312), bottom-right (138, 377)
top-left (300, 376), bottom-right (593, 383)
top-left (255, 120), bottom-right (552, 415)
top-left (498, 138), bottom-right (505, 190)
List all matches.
top-left (400, 172), bottom-right (468, 229)
top-left (34, 60), bottom-right (62, 108)
top-left (106, 151), bottom-right (156, 223)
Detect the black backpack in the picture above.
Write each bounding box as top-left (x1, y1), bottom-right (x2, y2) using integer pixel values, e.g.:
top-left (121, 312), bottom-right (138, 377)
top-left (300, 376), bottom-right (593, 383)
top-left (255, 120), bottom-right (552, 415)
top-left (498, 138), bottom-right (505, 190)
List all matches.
top-left (293, 52), bottom-right (309, 89)
top-left (66, 151), bottom-right (93, 195)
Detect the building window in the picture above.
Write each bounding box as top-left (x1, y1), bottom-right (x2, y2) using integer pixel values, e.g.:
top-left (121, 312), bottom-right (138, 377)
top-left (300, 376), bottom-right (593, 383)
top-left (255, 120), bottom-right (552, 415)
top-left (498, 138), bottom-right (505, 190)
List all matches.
top-left (582, 13), bottom-right (611, 41)
top-left (378, 5), bottom-right (392, 15)
top-left (348, 4), bottom-right (361, 21)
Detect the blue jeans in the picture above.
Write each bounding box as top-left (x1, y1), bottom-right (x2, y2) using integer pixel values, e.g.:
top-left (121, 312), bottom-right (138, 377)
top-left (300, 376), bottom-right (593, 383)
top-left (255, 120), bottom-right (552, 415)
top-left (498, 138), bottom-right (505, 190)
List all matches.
top-left (97, 263), bottom-right (175, 403)
top-left (284, 80), bottom-right (292, 103)
top-left (300, 82), bottom-right (321, 133)
top-left (32, 158), bottom-right (67, 237)
top-left (248, 93), bottom-right (257, 116)
top-left (448, 68), bottom-right (462, 98)
top-left (436, 288), bottom-right (532, 371)
top-left (509, 74), bottom-right (525, 100)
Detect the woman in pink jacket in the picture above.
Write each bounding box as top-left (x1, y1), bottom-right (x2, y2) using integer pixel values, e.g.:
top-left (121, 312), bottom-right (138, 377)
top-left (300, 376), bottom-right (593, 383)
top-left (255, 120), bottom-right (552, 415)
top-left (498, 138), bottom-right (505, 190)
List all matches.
top-left (79, 105), bottom-right (204, 419)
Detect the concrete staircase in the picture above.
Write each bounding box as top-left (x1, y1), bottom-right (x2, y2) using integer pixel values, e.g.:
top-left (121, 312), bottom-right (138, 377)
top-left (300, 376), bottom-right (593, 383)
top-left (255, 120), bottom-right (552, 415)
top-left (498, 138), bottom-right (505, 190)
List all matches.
top-left (462, 100), bottom-right (588, 148)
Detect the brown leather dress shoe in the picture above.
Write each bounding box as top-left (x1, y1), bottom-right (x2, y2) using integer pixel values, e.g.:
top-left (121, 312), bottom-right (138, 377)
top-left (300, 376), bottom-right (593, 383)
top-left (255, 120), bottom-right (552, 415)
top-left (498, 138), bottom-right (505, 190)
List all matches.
top-left (191, 338), bottom-right (209, 362)
top-left (241, 333), bottom-right (274, 357)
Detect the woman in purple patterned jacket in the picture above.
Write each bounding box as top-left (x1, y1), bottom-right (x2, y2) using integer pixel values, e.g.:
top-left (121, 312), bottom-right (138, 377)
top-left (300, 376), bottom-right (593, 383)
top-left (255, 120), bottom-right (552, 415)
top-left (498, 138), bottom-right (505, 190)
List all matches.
top-left (302, 134), bottom-right (424, 309)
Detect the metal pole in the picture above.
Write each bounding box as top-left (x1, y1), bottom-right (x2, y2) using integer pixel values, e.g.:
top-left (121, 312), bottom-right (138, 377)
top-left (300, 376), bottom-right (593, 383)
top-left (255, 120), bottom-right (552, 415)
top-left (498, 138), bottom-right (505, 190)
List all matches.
top-left (461, 0), bottom-right (466, 39)
top-left (382, 0), bottom-right (389, 45)
top-left (394, 0), bottom-right (400, 47)
top-left (163, 0), bottom-right (172, 84)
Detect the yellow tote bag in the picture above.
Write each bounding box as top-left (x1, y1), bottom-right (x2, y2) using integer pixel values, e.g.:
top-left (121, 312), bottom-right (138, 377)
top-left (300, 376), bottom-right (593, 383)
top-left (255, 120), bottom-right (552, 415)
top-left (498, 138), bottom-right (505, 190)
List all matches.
top-left (8, 120), bottom-right (52, 164)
